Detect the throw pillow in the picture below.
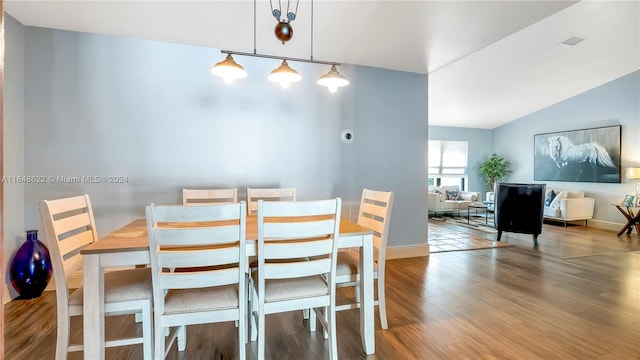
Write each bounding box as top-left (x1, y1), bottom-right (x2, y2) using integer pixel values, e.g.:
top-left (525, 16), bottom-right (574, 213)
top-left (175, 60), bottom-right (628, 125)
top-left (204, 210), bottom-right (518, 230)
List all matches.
top-left (432, 188), bottom-right (442, 195)
top-left (544, 190), bottom-right (556, 207)
top-left (549, 191), bottom-right (567, 209)
top-left (446, 190), bottom-right (460, 200)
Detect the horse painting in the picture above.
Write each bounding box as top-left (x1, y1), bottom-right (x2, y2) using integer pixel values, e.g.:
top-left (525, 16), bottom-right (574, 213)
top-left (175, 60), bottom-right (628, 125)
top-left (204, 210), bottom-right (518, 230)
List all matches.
top-left (548, 135), bottom-right (616, 169)
top-left (534, 125), bottom-right (621, 183)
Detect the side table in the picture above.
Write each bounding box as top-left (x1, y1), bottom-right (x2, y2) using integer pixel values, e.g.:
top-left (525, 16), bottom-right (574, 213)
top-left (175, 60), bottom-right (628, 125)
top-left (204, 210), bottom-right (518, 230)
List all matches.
top-left (467, 202), bottom-right (492, 225)
top-left (613, 204), bottom-right (640, 240)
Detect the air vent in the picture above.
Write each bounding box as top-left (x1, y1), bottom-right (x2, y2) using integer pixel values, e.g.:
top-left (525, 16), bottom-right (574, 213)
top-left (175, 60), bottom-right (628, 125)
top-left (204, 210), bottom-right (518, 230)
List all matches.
top-left (561, 35), bottom-right (587, 46)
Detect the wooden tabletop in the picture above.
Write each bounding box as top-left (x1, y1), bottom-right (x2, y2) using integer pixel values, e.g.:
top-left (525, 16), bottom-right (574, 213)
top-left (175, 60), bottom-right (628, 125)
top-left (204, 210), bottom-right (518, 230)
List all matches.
top-left (81, 216), bottom-right (373, 254)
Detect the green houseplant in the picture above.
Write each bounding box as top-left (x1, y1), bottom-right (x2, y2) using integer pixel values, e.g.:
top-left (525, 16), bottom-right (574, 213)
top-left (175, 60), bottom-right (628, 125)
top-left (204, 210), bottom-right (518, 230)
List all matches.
top-left (479, 153), bottom-right (512, 190)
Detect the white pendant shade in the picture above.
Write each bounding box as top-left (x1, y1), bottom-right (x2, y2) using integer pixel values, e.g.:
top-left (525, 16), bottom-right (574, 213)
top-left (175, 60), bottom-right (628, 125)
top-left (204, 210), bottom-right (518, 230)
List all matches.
top-left (268, 60), bottom-right (301, 89)
top-left (210, 54), bottom-right (248, 84)
top-left (211, 52), bottom-right (349, 91)
top-left (317, 65), bottom-right (349, 93)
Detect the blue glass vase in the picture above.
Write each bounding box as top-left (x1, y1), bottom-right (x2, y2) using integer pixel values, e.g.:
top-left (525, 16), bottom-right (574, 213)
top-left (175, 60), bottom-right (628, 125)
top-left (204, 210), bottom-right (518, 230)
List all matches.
top-left (10, 230), bottom-right (53, 299)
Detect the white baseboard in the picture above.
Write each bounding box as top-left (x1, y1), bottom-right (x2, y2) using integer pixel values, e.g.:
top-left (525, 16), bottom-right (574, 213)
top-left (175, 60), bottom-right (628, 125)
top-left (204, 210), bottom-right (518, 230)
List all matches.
top-left (586, 219), bottom-right (626, 232)
top-left (387, 244), bottom-right (430, 259)
top-left (3, 284), bottom-right (11, 305)
top-left (549, 218), bottom-right (624, 232)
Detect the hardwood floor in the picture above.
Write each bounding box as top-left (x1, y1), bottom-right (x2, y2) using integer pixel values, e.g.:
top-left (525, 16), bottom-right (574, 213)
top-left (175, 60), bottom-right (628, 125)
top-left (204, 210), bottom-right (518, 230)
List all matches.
top-left (5, 221), bottom-right (639, 359)
top-left (428, 215), bottom-right (510, 252)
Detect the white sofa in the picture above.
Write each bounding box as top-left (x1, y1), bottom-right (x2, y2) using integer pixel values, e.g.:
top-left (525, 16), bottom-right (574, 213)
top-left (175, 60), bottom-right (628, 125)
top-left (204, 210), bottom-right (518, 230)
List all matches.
top-left (428, 185), bottom-right (481, 216)
top-left (543, 189), bottom-right (595, 227)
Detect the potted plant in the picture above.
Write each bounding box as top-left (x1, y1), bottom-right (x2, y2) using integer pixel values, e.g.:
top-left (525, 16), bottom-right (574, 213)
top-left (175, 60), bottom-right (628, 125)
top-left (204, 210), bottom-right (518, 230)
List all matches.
top-left (479, 153), bottom-right (511, 190)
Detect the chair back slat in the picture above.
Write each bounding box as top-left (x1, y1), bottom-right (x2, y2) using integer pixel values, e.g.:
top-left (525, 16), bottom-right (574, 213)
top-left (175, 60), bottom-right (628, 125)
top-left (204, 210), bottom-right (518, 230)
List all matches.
top-left (247, 187), bottom-right (296, 215)
top-left (57, 229), bottom-right (94, 258)
top-left (52, 212), bottom-right (92, 238)
top-left (263, 220), bottom-right (336, 239)
top-left (159, 268), bottom-right (240, 290)
top-left (154, 226), bottom-right (241, 247)
top-left (264, 258), bottom-right (331, 279)
top-left (157, 246), bottom-right (240, 268)
top-left (360, 201), bottom-right (388, 219)
top-left (45, 195), bottom-right (91, 215)
top-left (263, 238), bottom-right (333, 259)
top-left (152, 204), bottom-right (241, 222)
top-left (182, 188), bottom-right (238, 205)
top-left (358, 216), bottom-right (383, 235)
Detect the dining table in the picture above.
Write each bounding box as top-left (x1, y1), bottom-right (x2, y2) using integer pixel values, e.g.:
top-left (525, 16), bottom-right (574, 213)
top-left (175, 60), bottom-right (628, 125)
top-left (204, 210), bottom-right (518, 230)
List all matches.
top-left (80, 215), bottom-right (375, 359)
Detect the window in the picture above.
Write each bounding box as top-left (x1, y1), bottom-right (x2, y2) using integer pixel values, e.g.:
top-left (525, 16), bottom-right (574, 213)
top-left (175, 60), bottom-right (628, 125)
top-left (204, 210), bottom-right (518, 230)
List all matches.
top-left (428, 140), bottom-right (468, 190)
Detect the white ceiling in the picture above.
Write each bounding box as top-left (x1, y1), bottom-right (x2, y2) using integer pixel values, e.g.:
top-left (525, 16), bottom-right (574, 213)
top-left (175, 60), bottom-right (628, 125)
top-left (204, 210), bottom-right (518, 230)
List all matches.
top-left (4, 1), bottom-right (639, 129)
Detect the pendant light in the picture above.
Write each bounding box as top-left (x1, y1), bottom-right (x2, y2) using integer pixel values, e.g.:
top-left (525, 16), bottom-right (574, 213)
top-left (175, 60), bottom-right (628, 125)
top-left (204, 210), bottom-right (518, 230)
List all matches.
top-left (210, 54), bottom-right (248, 84)
top-left (211, 0), bottom-right (349, 91)
top-left (317, 65), bottom-right (349, 93)
top-left (267, 60), bottom-right (301, 89)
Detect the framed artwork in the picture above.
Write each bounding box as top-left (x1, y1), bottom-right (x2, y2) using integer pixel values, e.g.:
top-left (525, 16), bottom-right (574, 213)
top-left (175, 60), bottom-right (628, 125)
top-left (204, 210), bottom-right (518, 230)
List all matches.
top-left (623, 194), bottom-right (635, 207)
top-left (534, 125), bottom-right (621, 183)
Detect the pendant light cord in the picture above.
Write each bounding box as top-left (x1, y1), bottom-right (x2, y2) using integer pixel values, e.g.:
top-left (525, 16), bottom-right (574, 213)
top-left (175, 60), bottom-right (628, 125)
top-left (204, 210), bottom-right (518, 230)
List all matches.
top-left (286, 0), bottom-right (290, 20)
top-left (288, 0), bottom-right (299, 22)
top-left (223, 0), bottom-right (339, 66)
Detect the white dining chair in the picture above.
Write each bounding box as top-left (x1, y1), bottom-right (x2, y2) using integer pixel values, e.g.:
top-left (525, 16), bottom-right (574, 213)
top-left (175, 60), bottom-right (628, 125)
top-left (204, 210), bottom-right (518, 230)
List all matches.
top-left (182, 188), bottom-right (238, 205)
top-left (246, 187), bottom-right (296, 215)
top-left (249, 198), bottom-right (341, 360)
top-left (146, 202), bottom-right (247, 359)
top-left (39, 194), bottom-right (153, 360)
top-left (332, 188), bottom-right (394, 329)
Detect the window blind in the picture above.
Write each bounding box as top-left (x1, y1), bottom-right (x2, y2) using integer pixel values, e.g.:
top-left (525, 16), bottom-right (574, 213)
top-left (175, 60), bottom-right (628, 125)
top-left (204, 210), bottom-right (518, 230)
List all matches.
top-left (428, 140), bottom-right (468, 177)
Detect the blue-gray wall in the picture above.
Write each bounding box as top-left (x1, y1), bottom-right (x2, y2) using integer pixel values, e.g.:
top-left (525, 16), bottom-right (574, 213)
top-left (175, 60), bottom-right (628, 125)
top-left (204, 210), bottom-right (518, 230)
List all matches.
top-left (5, 22), bottom-right (429, 292)
top-left (428, 126), bottom-right (493, 195)
top-left (341, 66), bottom-right (428, 252)
top-left (493, 71), bottom-right (640, 227)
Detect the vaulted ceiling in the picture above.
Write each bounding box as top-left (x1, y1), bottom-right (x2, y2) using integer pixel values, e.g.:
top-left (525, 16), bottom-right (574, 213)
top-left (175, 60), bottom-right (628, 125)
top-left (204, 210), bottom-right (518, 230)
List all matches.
top-left (5, 1), bottom-right (639, 129)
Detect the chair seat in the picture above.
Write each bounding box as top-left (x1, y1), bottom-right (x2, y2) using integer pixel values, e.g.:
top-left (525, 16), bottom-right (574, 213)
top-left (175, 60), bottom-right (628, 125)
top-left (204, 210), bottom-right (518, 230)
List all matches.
top-left (252, 272), bottom-right (328, 302)
top-left (164, 285), bottom-right (239, 314)
top-left (69, 267), bottom-right (152, 306)
top-left (336, 251), bottom-right (378, 277)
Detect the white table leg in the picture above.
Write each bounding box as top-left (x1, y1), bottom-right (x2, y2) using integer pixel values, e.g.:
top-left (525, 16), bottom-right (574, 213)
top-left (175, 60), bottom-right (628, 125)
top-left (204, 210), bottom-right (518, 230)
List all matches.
top-left (359, 234), bottom-right (375, 354)
top-left (83, 254), bottom-right (105, 359)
